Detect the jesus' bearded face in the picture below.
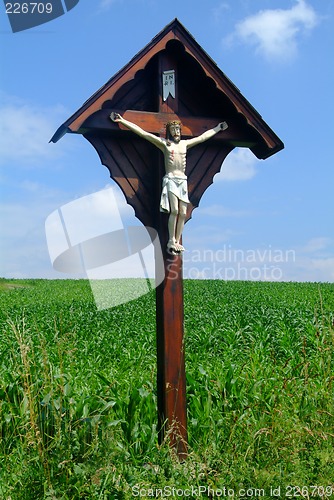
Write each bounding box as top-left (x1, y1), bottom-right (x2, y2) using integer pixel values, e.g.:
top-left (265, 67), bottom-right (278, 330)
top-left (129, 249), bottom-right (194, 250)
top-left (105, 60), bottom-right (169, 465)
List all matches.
top-left (169, 124), bottom-right (181, 143)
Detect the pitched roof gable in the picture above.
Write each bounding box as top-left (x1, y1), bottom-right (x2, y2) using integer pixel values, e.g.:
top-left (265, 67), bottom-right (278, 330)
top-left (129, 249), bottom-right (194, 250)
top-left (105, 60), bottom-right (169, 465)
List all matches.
top-left (51, 18), bottom-right (283, 159)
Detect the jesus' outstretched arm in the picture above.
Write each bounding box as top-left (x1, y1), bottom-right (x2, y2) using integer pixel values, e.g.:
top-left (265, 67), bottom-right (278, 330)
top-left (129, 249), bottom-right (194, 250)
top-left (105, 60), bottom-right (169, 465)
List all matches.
top-left (110, 112), bottom-right (164, 150)
top-left (185, 121), bottom-right (228, 149)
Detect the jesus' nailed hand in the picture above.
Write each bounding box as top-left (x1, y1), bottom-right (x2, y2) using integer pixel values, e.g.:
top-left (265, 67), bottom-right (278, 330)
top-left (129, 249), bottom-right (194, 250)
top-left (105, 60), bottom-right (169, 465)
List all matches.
top-left (110, 112), bottom-right (228, 254)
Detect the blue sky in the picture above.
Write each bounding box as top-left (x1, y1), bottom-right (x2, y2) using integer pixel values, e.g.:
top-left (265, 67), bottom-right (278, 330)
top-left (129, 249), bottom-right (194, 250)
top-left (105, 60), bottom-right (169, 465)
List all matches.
top-left (0, 0), bottom-right (333, 281)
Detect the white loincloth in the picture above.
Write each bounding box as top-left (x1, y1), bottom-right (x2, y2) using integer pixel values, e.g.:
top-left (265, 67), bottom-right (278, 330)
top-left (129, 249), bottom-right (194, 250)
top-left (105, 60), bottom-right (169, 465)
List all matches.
top-left (160, 173), bottom-right (190, 213)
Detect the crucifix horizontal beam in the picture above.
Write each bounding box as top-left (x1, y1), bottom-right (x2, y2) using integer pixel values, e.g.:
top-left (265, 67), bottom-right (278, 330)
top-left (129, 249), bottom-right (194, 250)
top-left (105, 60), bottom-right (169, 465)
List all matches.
top-left (80, 109), bottom-right (258, 148)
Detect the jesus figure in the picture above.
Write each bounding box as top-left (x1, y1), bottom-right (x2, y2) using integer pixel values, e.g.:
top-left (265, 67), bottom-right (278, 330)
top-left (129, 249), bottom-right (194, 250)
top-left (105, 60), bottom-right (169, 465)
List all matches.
top-left (110, 112), bottom-right (228, 254)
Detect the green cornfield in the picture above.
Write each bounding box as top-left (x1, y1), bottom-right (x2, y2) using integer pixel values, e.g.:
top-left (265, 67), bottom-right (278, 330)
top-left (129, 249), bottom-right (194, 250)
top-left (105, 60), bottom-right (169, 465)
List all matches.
top-left (0, 278), bottom-right (333, 499)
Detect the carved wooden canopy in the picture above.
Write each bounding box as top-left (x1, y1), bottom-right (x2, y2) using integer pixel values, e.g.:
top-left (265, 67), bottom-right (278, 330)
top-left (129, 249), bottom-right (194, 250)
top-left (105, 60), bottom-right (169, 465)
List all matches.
top-left (51, 19), bottom-right (283, 229)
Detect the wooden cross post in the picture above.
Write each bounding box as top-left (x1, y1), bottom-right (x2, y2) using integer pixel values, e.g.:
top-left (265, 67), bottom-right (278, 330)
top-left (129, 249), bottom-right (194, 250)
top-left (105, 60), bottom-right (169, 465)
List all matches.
top-left (114, 56), bottom-right (198, 456)
top-left (51, 19), bottom-right (284, 462)
top-left (155, 53), bottom-right (187, 456)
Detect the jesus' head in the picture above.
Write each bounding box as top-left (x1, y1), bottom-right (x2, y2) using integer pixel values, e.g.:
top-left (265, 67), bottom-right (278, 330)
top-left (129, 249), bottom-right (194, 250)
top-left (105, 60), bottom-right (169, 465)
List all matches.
top-left (166, 120), bottom-right (181, 144)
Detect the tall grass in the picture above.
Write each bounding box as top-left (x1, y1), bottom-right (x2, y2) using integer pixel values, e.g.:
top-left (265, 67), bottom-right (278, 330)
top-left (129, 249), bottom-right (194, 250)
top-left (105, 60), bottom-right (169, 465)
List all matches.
top-left (0, 279), bottom-right (333, 498)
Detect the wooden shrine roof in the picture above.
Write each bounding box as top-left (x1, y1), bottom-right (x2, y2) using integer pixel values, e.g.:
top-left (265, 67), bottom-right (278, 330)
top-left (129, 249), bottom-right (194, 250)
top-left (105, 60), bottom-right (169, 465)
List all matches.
top-left (51, 18), bottom-right (283, 160)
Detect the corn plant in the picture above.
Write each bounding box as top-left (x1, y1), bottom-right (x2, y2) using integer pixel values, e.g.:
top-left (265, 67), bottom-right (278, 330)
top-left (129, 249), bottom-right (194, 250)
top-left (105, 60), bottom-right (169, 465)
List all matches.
top-left (0, 278), bottom-right (333, 498)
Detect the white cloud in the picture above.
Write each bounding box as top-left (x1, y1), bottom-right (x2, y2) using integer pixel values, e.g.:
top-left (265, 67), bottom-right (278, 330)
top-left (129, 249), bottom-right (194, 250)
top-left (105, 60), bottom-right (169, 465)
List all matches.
top-left (212, 2), bottom-right (230, 22)
top-left (226, 0), bottom-right (320, 61)
top-left (312, 257), bottom-right (334, 283)
top-left (197, 204), bottom-right (252, 218)
top-left (98, 0), bottom-right (118, 11)
top-left (0, 197), bottom-right (60, 278)
top-left (301, 237), bottom-right (332, 253)
top-left (285, 254), bottom-right (334, 282)
top-left (282, 237), bottom-right (334, 282)
top-left (216, 148), bottom-right (258, 181)
top-left (309, 258), bottom-right (334, 282)
top-left (0, 94), bottom-right (68, 167)
top-left (184, 224), bottom-right (240, 247)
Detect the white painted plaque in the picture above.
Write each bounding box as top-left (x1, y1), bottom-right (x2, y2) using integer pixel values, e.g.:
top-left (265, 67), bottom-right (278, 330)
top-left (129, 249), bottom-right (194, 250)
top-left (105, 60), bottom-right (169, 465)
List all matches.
top-left (163, 70), bottom-right (175, 101)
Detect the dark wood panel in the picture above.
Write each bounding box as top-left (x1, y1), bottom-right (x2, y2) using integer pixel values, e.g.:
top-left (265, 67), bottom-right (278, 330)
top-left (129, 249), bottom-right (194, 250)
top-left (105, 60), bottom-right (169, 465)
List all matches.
top-left (84, 135), bottom-right (158, 228)
top-left (190, 146), bottom-right (232, 207)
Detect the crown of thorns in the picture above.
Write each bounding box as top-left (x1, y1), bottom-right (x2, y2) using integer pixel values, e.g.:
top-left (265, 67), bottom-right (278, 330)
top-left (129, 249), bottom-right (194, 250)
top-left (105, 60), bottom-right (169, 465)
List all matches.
top-left (166, 120), bottom-right (181, 130)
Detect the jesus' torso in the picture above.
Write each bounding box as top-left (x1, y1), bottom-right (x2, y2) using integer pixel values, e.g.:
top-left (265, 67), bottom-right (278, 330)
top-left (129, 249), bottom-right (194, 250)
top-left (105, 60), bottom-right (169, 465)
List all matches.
top-left (163, 140), bottom-right (188, 177)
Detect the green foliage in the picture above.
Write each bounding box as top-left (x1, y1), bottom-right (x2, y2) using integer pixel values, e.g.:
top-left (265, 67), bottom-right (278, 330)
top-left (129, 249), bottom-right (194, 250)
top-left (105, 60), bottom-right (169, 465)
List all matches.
top-left (0, 278), bottom-right (333, 498)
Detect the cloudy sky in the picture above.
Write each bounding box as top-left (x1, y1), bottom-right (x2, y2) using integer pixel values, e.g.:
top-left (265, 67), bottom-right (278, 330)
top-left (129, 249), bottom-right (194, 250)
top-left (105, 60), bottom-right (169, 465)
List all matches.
top-left (0, 0), bottom-right (333, 282)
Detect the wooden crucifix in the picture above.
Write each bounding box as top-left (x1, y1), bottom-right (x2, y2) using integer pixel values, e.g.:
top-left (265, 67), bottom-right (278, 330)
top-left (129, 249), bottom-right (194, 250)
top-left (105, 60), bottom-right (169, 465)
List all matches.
top-left (51, 19), bottom-right (284, 459)
top-left (110, 111), bottom-right (228, 254)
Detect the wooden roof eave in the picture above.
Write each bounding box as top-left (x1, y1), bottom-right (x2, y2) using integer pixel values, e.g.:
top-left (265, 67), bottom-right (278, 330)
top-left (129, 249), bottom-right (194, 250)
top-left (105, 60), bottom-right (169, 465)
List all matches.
top-left (50, 29), bottom-right (177, 143)
top-left (169, 27), bottom-right (283, 155)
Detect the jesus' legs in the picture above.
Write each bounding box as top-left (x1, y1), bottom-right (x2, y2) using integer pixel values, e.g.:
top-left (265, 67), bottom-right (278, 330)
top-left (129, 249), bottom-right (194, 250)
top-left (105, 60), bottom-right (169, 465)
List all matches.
top-left (175, 201), bottom-right (187, 251)
top-left (167, 193), bottom-right (187, 253)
